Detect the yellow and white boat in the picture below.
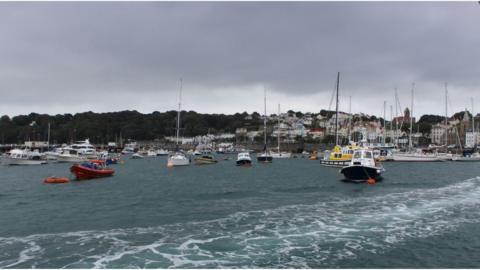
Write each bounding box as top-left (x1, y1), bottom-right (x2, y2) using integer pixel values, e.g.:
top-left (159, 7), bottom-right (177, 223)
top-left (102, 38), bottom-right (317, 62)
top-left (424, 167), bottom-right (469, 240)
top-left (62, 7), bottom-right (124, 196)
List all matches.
top-left (320, 143), bottom-right (361, 167)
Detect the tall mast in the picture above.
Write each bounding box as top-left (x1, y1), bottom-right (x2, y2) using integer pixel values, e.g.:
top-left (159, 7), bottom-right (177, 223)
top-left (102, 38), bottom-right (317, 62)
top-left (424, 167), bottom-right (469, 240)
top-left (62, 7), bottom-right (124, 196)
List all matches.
top-left (348, 96), bottom-right (352, 142)
top-left (394, 88), bottom-right (398, 146)
top-left (176, 78), bottom-right (182, 146)
top-left (472, 97), bottom-right (476, 147)
top-left (383, 100), bottom-right (386, 145)
top-left (47, 122), bottom-right (51, 149)
top-left (409, 83), bottom-right (414, 149)
top-left (263, 86), bottom-right (267, 151)
top-left (335, 72), bottom-right (340, 146)
top-left (277, 104), bottom-right (281, 152)
top-left (445, 83), bottom-right (448, 146)
top-left (390, 105), bottom-right (393, 144)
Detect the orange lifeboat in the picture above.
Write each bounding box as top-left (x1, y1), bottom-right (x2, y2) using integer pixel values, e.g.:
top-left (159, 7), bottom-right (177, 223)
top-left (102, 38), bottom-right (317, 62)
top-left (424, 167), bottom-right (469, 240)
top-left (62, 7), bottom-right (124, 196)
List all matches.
top-left (44, 177), bottom-right (70, 184)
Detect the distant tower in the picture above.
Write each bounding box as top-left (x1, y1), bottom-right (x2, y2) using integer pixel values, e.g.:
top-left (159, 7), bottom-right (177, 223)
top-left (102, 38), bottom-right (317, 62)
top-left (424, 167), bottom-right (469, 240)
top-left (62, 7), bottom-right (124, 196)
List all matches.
top-left (404, 107), bottom-right (410, 119)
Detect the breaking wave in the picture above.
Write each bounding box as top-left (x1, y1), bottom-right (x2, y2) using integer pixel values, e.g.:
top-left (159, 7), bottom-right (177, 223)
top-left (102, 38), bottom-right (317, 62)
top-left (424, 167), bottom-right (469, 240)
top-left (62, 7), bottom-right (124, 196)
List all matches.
top-left (2, 177), bottom-right (480, 268)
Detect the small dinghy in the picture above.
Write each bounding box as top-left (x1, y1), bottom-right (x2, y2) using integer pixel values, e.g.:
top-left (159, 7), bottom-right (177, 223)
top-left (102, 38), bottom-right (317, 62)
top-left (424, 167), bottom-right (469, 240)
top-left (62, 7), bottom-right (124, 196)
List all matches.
top-left (70, 161), bottom-right (114, 180)
top-left (44, 177), bottom-right (70, 184)
top-left (195, 154), bottom-right (218, 165)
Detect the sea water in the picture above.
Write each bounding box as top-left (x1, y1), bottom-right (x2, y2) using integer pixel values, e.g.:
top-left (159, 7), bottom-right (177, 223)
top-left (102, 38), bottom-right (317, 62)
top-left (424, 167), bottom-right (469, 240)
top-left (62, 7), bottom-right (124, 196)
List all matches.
top-left (1, 156), bottom-right (480, 268)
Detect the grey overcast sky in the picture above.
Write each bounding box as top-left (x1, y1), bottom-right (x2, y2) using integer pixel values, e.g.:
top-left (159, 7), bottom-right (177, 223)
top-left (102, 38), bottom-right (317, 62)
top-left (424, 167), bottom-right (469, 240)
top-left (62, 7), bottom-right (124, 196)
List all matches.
top-left (0, 2), bottom-right (479, 118)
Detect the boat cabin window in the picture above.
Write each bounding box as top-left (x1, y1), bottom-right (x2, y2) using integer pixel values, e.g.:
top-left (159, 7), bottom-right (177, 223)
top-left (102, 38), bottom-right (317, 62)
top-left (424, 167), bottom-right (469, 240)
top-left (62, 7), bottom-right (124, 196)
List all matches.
top-left (353, 152), bottom-right (361, 159)
top-left (364, 151), bottom-right (373, 159)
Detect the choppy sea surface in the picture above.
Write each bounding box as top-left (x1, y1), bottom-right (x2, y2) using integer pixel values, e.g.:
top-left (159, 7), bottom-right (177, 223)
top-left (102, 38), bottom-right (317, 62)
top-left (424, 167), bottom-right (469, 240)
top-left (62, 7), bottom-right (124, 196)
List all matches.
top-left (1, 155), bottom-right (480, 268)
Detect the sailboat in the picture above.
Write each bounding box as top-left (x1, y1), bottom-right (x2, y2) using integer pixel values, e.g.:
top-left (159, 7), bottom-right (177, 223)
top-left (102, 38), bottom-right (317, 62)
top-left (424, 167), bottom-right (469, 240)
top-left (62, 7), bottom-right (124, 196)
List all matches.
top-left (393, 83), bottom-right (449, 162)
top-left (320, 72), bottom-right (359, 167)
top-left (271, 104), bottom-right (291, 158)
top-left (167, 78), bottom-right (190, 167)
top-left (257, 87), bottom-right (273, 163)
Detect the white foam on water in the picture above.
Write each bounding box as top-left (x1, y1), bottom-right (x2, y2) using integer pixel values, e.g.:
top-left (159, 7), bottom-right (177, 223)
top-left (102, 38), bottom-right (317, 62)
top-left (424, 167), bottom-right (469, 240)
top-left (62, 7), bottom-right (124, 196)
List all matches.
top-left (2, 176), bottom-right (480, 268)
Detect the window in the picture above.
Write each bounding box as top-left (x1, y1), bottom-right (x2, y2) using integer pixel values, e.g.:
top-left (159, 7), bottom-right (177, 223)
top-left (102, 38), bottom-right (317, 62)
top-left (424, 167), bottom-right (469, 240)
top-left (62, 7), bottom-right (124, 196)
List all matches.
top-left (353, 152), bottom-right (361, 159)
top-left (365, 151), bottom-right (373, 158)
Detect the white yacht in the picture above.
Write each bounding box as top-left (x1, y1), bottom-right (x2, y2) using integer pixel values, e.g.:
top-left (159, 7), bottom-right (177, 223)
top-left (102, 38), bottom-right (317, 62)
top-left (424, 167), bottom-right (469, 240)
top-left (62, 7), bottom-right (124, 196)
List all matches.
top-left (147, 150), bottom-right (157, 157)
top-left (121, 142), bottom-right (138, 155)
top-left (57, 147), bottom-right (88, 163)
top-left (2, 149), bottom-right (47, 165)
top-left (167, 78), bottom-right (190, 167)
top-left (71, 139), bottom-right (97, 158)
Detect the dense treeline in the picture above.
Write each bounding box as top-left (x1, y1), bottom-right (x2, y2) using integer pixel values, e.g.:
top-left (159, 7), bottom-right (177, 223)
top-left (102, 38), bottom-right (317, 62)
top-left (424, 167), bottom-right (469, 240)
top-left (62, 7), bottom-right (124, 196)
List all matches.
top-left (0, 110), bottom-right (474, 144)
top-left (0, 110), bottom-right (264, 144)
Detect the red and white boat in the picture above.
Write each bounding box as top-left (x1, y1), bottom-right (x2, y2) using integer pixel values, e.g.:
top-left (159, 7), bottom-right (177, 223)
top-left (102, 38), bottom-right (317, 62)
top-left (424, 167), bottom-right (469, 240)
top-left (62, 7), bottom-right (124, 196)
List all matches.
top-left (70, 161), bottom-right (114, 180)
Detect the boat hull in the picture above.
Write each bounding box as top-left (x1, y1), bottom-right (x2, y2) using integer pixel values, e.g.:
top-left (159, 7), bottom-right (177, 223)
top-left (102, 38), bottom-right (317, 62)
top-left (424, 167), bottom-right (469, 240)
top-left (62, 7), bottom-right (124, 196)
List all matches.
top-left (57, 155), bottom-right (87, 163)
top-left (2, 157), bottom-right (47, 165)
top-left (257, 156), bottom-right (273, 162)
top-left (236, 159), bottom-right (252, 166)
top-left (167, 157), bottom-right (190, 167)
top-left (70, 164), bottom-right (114, 180)
top-left (392, 154), bottom-right (442, 162)
top-left (340, 165), bottom-right (383, 181)
top-left (195, 158), bottom-right (218, 165)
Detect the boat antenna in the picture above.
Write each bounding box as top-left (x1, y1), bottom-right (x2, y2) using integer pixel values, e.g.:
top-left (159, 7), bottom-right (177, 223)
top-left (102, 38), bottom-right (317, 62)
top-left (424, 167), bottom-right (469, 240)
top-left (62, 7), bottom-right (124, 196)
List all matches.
top-left (335, 72), bottom-right (340, 146)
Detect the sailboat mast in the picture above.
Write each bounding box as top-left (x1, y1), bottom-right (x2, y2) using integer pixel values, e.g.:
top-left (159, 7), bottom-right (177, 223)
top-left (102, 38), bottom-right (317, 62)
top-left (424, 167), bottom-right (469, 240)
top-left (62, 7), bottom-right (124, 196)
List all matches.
top-left (348, 96), bottom-right (352, 142)
top-left (409, 84), bottom-right (414, 149)
top-left (445, 83), bottom-right (448, 146)
top-left (472, 97), bottom-right (476, 147)
top-left (390, 105), bottom-right (393, 144)
top-left (263, 86), bottom-right (267, 150)
top-left (383, 100), bottom-right (386, 145)
top-left (394, 88), bottom-right (398, 146)
top-left (176, 78), bottom-right (182, 146)
top-left (335, 72), bottom-right (340, 146)
top-left (277, 104), bottom-right (281, 152)
top-left (47, 122), bottom-right (51, 149)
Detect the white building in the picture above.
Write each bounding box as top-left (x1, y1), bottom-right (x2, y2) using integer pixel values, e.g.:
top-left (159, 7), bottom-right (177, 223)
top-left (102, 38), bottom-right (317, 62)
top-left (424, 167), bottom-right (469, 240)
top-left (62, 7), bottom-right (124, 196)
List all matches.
top-left (465, 132), bottom-right (478, 148)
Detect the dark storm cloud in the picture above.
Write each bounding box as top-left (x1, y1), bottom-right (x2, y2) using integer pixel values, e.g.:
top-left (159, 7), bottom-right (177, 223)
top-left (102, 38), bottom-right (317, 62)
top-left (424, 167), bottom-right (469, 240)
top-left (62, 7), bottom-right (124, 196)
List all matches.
top-left (0, 2), bottom-right (479, 117)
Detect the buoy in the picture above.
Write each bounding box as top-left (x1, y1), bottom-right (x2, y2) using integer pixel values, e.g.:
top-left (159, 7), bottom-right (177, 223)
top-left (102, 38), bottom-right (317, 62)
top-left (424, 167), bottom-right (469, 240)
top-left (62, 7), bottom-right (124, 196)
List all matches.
top-left (44, 177), bottom-right (70, 184)
top-left (367, 178), bottom-right (376, 185)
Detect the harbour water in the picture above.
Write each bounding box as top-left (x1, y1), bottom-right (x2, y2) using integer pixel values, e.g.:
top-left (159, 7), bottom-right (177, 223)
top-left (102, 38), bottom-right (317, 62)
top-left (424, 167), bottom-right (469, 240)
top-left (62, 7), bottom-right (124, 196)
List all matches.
top-left (1, 156), bottom-right (480, 268)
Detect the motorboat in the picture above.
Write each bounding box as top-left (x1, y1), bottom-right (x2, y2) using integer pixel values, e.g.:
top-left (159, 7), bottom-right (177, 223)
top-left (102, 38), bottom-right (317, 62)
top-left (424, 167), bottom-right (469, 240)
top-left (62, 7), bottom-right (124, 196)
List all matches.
top-left (156, 149), bottom-right (169, 156)
top-left (236, 152), bottom-right (252, 166)
top-left (340, 149), bottom-right (385, 182)
top-left (71, 139), bottom-right (97, 158)
top-left (57, 147), bottom-right (88, 163)
top-left (320, 143), bottom-right (360, 167)
top-left (121, 142), bottom-right (138, 155)
top-left (131, 153), bottom-right (144, 159)
top-left (70, 161), bottom-right (114, 180)
top-left (2, 149), bottom-right (47, 165)
top-left (147, 150), bottom-right (157, 157)
top-left (167, 151), bottom-right (190, 167)
top-left (195, 154), bottom-right (218, 165)
top-left (452, 150), bottom-right (480, 162)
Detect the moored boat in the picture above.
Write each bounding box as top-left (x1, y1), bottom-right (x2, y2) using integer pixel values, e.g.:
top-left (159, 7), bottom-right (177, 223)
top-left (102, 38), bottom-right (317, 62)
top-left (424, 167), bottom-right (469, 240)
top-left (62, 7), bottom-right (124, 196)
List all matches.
top-left (195, 154), bottom-right (218, 165)
top-left (2, 149), bottom-right (47, 165)
top-left (340, 149), bottom-right (385, 182)
top-left (236, 152), bottom-right (252, 166)
top-left (70, 161), bottom-right (114, 180)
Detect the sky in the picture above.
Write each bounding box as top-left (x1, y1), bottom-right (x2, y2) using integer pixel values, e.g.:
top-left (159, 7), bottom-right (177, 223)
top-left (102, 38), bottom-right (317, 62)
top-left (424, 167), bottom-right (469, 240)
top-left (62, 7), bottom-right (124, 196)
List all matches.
top-left (0, 2), bottom-right (479, 119)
